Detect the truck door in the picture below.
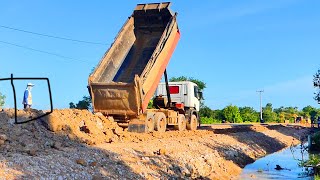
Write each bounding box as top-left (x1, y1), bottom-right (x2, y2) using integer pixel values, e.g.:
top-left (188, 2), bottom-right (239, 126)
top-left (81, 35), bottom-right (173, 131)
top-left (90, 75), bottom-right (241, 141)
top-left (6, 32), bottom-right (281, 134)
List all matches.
top-left (169, 84), bottom-right (184, 104)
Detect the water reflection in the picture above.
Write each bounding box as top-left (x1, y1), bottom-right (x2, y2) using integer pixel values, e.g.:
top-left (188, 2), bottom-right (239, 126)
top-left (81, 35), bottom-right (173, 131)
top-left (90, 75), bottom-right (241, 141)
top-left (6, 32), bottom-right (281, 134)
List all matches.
top-left (240, 144), bottom-right (313, 180)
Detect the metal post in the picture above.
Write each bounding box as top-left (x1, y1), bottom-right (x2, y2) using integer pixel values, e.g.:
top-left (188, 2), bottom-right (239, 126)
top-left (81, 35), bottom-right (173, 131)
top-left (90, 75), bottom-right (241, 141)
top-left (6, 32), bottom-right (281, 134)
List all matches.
top-left (257, 90), bottom-right (264, 123)
top-left (164, 69), bottom-right (171, 108)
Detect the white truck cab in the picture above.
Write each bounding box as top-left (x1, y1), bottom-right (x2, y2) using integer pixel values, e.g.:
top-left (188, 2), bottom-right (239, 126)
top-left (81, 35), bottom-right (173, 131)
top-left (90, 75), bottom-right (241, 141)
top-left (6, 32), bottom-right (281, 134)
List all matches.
top-left (153, 81), bottom-right (202, 131)
top-left (156, 81), bottom-right (201, 111)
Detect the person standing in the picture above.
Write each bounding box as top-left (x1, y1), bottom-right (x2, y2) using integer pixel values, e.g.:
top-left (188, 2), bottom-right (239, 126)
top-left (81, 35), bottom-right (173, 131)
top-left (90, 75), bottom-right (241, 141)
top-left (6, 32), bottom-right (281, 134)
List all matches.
top-left (23, 83), bottom-right (34, 109)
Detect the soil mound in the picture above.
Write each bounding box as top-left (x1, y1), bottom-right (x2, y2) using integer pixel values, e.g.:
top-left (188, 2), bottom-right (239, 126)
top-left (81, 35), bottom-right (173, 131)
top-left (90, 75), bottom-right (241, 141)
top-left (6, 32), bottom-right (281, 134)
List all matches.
top-left (42, 109), bottom-right (123, 145)
top-left (0, 109), bottom-right (123, 150)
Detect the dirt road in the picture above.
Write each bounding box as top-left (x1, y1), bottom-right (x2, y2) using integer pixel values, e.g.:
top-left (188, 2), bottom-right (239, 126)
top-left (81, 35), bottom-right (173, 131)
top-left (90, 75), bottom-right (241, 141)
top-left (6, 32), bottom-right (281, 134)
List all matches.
top-left (0, 109), bottom-right (311, 179)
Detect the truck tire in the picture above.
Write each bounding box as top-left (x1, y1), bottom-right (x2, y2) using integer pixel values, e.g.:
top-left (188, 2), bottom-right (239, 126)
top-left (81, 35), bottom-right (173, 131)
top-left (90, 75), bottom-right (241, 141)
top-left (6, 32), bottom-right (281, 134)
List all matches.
top-left (154, 112), bottom-right (167, 133)
top-left (174, 114), bottom-right (186, 131)
top-left (145, 117), bottom-right (154, 132)
top-left (187, 115), bottom-right (198, 131)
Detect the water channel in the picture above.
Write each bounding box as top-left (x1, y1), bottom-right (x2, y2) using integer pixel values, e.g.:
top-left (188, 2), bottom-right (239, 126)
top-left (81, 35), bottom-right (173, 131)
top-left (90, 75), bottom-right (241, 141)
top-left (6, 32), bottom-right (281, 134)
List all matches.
top-left (240, 143), bottom-right (313, 180)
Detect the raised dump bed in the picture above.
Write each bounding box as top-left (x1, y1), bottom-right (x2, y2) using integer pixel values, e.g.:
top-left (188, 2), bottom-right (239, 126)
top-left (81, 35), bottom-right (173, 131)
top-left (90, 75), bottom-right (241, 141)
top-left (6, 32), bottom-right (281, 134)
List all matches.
top-left (88, 2), bottom-right (180, 120)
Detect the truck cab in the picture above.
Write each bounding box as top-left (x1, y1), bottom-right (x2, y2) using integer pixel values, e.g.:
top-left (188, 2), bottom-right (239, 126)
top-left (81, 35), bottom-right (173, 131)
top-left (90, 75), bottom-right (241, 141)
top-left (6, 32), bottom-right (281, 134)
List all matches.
top-left (155, 81), bottom-right (201, 111)
top-left (152, 81), bottom-right (202, 131)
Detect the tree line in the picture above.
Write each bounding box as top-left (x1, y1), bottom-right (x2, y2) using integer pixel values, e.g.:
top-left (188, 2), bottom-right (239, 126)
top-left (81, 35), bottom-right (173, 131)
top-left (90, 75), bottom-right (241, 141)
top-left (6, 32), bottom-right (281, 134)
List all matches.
top-left (0, 92), bottom-right (5, 108)
top-left (200, 103), bottom-right (320, 124)
top-left (69, 69), bottom-right (320, 125)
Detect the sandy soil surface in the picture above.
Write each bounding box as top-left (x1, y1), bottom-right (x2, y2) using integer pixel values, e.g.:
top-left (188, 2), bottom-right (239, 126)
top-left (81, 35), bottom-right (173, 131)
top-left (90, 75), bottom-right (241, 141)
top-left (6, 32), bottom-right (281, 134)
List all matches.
top-left (0, 109), bottom-right (311, 179)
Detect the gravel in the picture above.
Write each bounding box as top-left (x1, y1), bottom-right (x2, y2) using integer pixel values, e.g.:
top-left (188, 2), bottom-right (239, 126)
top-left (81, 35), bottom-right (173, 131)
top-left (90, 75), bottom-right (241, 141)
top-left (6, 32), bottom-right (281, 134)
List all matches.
top-left (0, 109), bottom-right (311, 179)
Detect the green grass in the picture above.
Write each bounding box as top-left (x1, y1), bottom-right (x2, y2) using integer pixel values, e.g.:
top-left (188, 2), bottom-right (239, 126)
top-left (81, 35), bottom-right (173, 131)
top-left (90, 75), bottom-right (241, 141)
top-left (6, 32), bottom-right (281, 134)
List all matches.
top-left (200, 117), bottom-right (221, 124)
top-left (299, 154), bottom-right (320, 167)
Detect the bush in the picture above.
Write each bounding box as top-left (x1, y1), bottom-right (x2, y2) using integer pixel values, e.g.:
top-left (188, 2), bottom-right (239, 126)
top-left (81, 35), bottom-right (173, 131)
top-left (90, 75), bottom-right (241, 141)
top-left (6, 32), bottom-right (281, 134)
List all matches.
top-left (289, 117), bottom-right (295, 123)
top-left (0, 92), bottom-right (5, 107)
top-left (69, 96), bottom-right (92, 110)
top-left (223, 105), bottom-right (242, 123)
top-left (147, 100), bottom-right (154, 108)
top-left (200, 117), bottom-right (221, 124)
top-left (313, 131), bottom-right (320, 150)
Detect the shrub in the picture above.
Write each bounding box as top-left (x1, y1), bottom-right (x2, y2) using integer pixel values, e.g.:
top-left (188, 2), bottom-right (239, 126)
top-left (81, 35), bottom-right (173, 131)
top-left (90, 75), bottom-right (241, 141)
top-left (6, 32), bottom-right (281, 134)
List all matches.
top-left (313, 132), bottom-right (320, 150)
top-left (200, 117), bottom-right (221, 124)
top-left (0, 92), bottom-right (5, 107)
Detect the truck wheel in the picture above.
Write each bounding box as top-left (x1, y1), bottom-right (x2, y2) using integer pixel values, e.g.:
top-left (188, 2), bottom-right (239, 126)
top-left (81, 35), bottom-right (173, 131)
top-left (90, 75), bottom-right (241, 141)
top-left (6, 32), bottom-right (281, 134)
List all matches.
top-left (154, 112), bottom-right (167, 133)
top-left (174, 114), bottom-right (186, 131)
top-left (145, 118), bottom-right (154, 132)
top-left (187, 115), bottom-right (198, 131)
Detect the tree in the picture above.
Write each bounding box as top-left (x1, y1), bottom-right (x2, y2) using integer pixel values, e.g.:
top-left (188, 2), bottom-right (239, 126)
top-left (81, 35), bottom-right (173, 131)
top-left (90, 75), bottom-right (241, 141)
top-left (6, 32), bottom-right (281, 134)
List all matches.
top-left (69, 96), bottom-right (92, 110)
top-left (0, 92), bottom-right (5, 108)
top-left (274, 106), bottom-right (299, 123)
top-left (223, 105), bottom-right (242, 123)
top-left (278, 112), bottom-right (286, 123)
top-left (212, 109), bottom-right (224, 121)
top-left (169, 76), bottom-right (206, 91)
top-left (239, 106), bottom-right (259, 122)
top-left (302, 105), bottom-right (320, 120)
top-left (283, 106), bottom-right (299, 114)
top-left (273, 106), bottom-right (285, 114)
top-left (199, 106), bottom-right (213, 118)
top-left (199, 107), bottom-right (223, 124)
top-left (262, 103), bottom-right (278, 122)
top-left (170, 76), bottom-right (188, 82)
top-left (283, 107), bottom-right (299, 122)
top-left (314, 69), bottom-right (320, 103)
top-left (69, 102), bottom-right (76, 109)
top-left (170, 76), bottom-right (206, 108)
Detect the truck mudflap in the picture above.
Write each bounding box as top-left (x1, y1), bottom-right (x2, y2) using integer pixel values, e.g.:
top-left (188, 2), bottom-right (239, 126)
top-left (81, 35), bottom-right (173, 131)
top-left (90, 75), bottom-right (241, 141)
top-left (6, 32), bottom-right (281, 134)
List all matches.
top-left (127, 112), bottom-right (155, 133)
top-left (127, 119), bottom-right (146, 133)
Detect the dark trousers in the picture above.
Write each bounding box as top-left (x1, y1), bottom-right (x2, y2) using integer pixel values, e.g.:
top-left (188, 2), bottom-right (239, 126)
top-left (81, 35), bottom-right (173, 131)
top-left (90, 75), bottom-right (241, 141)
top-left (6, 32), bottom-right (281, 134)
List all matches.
top-left (24, 104), bottom-right (31, 109)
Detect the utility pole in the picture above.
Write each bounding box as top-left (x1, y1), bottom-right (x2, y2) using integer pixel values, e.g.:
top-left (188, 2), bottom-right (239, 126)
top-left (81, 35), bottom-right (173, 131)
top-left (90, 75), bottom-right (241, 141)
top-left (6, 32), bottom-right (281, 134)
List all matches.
top-left (257, 90), bottom-right (264, 123)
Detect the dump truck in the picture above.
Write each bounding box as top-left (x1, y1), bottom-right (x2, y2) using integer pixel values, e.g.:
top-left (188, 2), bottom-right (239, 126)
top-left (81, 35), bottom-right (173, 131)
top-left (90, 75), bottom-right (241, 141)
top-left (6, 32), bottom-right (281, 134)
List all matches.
top-left (88, 2), bottom-right (201, 132)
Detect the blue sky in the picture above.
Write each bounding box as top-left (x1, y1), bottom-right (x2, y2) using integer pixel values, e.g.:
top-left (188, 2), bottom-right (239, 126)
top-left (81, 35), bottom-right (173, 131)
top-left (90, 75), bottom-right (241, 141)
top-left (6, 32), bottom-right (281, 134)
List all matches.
top-left (0, 0), bottom-right (319, 110)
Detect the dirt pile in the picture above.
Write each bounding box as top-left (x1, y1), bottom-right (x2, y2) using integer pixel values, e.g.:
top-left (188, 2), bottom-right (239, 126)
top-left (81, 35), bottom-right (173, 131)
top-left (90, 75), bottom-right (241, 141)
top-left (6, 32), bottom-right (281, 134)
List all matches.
top-left (0, 108), bottom-right (44, 123)
top-left (42, 109), bottom-right (123, 145)
top-left (0, 108), bottom-right (210, 147)
top-left (0, 109), bottom-right (72, 155)
top-left (0, 108), bottom-right (313, 179)
top-left (0, 107), bottom-right (134, 170)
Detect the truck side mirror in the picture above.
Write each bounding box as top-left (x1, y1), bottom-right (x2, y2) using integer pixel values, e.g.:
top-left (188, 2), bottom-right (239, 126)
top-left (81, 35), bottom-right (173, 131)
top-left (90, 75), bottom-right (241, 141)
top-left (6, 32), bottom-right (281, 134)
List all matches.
top-left (198, 91), bottom-right (203, 100)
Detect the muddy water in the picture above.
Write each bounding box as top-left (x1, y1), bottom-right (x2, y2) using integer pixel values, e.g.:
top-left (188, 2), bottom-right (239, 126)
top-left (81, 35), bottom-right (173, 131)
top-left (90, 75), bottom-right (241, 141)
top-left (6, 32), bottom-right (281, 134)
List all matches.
top-left (239, 144), bottom-right (313, 180)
